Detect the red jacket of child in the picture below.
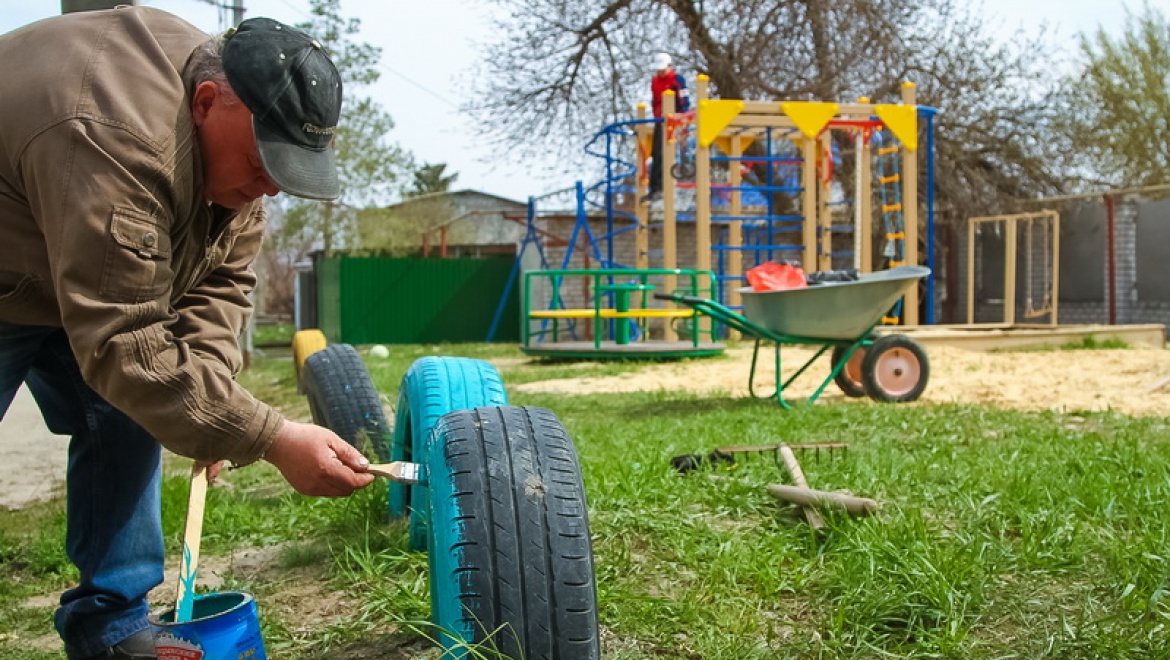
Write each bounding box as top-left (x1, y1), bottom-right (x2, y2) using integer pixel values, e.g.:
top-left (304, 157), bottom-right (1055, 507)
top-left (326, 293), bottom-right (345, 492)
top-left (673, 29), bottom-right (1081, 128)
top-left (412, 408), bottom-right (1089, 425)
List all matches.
top-left (651, 70), bottom-right (690, 117)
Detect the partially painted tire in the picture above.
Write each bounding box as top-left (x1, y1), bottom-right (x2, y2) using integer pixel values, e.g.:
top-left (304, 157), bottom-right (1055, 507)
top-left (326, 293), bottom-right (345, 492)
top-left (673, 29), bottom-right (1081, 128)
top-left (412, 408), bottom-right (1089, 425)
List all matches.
top-left (292, 329), bottom-right (328, 394)
top-left (428, 406), bottom-right (599, 659)
top-left (861, 334), bottom-right (929, 403)
top-left (830, 345), bottom-right (867, 398)
top-left (389, 357), bottom-right (508, 551)
top-left (302, 343), bottom-right (391, 461)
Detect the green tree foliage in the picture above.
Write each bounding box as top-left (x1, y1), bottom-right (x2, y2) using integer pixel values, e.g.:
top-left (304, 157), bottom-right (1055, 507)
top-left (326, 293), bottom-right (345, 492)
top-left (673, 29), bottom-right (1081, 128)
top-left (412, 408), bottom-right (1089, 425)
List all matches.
top-left (352, 163), bottom-right (462, 253)
top-left (272, 0), bottom-right (414, 256)
top-left (470, 0), bottom-right (1066, 216)
top-left (407, 163), bottom-right (460, 197)
top-left (1062, 4), bottom-right (1170, 189)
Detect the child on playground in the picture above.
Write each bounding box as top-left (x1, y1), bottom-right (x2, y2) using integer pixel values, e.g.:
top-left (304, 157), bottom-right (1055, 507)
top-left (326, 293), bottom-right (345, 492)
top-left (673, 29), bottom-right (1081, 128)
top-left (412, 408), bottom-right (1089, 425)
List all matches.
top-left (644, 52), bottom-right (690, 203)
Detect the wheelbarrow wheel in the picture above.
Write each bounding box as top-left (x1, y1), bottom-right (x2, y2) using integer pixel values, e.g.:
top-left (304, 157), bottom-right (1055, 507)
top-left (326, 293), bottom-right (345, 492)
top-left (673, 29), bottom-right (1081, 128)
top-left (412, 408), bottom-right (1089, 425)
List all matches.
top-left (861, 335), bottom-right (929, 403)
top-left (428, 406), bottom-right (599, 659)
top-left (389, 357), bottom-right (507, 551)
top-left (830, 346), bottom-right (867, 398)
top-left (302, 343), bottom-right (391, 461)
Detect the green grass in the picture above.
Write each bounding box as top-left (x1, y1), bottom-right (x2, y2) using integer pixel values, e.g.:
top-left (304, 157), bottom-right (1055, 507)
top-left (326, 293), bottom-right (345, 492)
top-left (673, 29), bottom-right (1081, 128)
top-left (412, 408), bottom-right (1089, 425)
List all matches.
top-left (1059, 335), bottom-right (1131, 350)
top-left (252, 322), bottom-right (296, 347)
top-left (3, 343), bottom-right (1169, 658)
top-left (994, 335), bottom-right (1133, 353)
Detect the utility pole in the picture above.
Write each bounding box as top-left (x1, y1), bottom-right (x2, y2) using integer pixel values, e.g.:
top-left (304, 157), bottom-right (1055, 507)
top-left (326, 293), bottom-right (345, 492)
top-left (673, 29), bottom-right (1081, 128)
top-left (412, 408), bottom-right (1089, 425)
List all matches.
top-left (61, 0), bottom-right (135, 13)
top-left (197, 0), bottom-right (246, 31)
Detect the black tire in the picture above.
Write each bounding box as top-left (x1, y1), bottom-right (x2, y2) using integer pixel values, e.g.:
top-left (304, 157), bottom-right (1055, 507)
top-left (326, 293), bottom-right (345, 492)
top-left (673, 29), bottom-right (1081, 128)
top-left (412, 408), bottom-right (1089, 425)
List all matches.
top-left (671, 161), bottom-right (697, 181)
top-left (830, 345), bottom-right (867, 398)
top-left (302, 343), bottom-right (391, 461)
top-left (861, 335), bottom-right (929, 403)
top-left (427, 406), bottom-right (599, 659)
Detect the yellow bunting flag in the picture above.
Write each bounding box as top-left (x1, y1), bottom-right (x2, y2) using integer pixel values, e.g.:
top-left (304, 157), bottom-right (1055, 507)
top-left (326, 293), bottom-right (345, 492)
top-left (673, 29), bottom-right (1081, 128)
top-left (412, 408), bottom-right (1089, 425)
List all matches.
top-left (697, 99), bottom-right (744, 148)
top-left (874, 104), bottom-right (918, 152)
top-left (781, 101), bottom-right (840, 140)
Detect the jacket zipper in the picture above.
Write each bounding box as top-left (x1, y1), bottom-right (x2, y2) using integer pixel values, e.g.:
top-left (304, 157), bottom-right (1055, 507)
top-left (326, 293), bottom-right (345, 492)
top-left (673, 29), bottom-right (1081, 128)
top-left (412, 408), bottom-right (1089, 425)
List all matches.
top-left (183, 231), bottom-right (222, 295)
top-left (181, 206), bottom-right (238, 295)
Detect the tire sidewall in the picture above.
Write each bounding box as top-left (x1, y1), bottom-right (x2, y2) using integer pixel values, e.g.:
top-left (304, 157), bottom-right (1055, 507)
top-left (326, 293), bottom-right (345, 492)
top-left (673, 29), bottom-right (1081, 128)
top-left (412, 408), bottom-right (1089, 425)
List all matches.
top-left (861, 335), bottom-right (930, 402)
top-left (831, 345), bottom-right (868, 398)
top-left (387, 357), bottom-right (508, 551)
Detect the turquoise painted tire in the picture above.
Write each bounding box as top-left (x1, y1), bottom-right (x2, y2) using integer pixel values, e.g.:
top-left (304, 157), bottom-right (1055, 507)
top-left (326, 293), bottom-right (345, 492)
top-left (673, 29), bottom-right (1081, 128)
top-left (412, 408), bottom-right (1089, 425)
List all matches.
top-left (388, 357), bottom-right (507, 550)
top-left (428, 406), bottom-right (599, 659)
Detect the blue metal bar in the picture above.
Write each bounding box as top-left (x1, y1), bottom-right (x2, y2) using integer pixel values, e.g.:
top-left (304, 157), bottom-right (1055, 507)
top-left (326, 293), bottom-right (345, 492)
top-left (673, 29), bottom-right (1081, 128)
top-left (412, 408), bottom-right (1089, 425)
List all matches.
top-left (923, 107), bottom-right (938, 325)
top-left (711, 214), bottom-right (804, 222)
top-left (766, 129), bottom-right (775, 262)
top-left (710, 155), bottom-right (803, 164)
top-left (489, 195), bottom-right (552, 342)
top-left (712, 244), bottom-right (803, 252)
top-left (711, 184), bottom-right (802, 193)
top-left (605, 128), bottom-right (614, 267)
top-left (563, 181), bottom-right (608, 269)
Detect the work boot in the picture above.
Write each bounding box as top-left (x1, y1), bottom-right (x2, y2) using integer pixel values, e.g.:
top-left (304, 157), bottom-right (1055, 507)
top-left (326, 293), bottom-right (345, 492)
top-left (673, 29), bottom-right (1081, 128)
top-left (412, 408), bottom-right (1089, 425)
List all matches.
top-left (73, 629), bottom-right (156, 659)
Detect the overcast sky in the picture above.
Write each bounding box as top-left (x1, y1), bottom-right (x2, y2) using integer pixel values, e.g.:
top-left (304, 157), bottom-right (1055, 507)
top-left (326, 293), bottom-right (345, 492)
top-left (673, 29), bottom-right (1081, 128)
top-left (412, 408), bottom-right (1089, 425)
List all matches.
top-left (1, 1), bottom-right (1138, 203)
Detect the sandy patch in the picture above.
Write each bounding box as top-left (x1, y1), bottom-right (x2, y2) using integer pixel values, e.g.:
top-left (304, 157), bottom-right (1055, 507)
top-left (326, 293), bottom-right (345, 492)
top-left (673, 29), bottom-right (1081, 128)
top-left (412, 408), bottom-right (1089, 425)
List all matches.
top-left (515, 344), bottom-right (1170, 417)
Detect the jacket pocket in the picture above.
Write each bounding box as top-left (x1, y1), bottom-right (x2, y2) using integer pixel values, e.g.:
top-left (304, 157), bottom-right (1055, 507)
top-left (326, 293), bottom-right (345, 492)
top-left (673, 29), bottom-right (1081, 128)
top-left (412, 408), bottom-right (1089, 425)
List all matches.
top-left (0, 272), bottom-right (38, 311)
top-left (100, 209), bottom-right (173, 303)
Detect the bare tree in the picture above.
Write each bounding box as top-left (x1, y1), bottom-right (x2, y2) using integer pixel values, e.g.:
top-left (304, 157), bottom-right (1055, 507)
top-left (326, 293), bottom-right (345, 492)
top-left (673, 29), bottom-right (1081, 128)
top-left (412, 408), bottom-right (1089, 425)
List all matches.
top-left (470, 0), bottom-right (1067, 216)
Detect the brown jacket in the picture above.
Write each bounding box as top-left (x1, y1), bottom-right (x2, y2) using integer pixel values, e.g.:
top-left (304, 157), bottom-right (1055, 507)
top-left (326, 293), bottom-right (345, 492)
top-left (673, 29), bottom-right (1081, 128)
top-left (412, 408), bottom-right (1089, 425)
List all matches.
top-left (0, 7), bottom-right (282, 464)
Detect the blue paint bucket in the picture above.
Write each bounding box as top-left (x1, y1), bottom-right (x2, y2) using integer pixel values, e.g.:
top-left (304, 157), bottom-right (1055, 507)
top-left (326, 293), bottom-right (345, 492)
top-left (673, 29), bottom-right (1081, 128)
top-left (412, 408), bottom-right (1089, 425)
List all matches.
top-left (150, 591), bottom-right (266, 660)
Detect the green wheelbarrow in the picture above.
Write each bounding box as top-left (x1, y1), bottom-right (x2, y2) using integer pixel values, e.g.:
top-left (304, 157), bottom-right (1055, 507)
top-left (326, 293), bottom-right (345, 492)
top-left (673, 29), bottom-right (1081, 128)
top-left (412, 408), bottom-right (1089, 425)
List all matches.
top-left (656, 265), bottom-right (932, 408)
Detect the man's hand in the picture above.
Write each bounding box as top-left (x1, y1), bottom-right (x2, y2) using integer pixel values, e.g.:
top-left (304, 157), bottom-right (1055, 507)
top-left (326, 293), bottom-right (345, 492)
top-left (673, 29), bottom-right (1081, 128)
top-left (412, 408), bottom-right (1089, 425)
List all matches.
top-left (194, 460), bottom-right (225, 483)
top-left (263, 420), bottom-right (375, 497)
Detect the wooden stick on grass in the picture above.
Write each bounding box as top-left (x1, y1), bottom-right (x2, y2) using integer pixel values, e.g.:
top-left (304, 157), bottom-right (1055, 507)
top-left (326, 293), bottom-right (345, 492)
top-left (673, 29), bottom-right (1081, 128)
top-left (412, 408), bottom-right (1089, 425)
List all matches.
top-left (767, 484), bottom-right (880, 516)
top-left (778, 444), bottom-right (825, 531)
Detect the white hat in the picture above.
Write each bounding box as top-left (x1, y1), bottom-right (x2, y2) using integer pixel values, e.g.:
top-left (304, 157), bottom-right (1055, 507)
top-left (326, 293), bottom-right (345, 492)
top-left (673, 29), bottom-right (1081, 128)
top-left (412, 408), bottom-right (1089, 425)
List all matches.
top-left (650, 53), bottom-right (672, 71)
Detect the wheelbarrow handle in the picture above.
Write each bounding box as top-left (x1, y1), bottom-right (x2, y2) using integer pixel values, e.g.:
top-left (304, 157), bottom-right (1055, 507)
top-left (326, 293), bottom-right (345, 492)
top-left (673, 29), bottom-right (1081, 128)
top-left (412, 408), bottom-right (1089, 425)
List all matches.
top-left (653, 292), bottom-right (707, 305)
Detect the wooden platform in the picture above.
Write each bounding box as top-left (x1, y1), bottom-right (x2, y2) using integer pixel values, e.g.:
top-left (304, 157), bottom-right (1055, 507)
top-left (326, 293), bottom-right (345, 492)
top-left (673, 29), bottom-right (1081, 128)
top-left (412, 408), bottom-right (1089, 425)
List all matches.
top-left (879, 324), bottom-right (1165, 351)
top-left (520, 341), bottom-right (726, 360)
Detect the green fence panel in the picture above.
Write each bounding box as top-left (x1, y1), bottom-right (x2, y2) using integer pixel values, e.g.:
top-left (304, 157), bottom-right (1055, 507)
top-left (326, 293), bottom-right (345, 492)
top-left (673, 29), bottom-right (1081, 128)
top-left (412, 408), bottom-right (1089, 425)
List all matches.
top-left (316, 255), bottom-right (519, 344)
top-left (315, 256), bottom-right (343, 342)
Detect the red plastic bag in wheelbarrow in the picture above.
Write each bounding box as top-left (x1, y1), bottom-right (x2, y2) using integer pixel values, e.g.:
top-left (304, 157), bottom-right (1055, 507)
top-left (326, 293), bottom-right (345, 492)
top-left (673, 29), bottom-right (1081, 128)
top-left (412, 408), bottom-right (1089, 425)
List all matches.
top-left (746, 261), bottom-right (808, 292)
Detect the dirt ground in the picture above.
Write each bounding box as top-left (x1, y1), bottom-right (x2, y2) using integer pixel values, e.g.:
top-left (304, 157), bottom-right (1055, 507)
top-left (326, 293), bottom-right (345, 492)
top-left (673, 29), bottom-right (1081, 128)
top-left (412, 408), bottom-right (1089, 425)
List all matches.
top-left (0, 385), bottom-right (67, 511)
top-left (513, 344), bottom-right (1170, 417)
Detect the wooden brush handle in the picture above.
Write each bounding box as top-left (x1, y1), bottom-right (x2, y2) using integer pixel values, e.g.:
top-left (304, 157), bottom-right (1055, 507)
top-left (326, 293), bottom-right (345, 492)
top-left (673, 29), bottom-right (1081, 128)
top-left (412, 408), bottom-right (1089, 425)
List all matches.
top-left (174, 465), bottom-right (208, 623)
top-left (366, 461), bottom-right (423, 485)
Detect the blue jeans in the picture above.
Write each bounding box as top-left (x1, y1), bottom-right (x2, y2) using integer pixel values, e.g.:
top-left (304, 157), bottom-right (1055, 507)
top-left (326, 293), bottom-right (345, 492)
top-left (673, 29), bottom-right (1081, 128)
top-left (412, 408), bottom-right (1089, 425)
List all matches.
top-left (0, 323), bottom-right (163, 658)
